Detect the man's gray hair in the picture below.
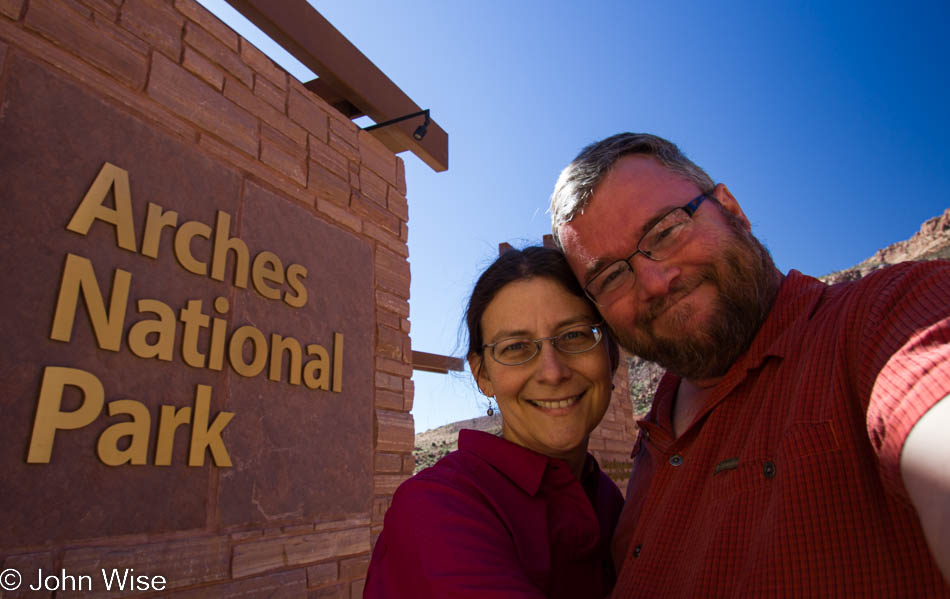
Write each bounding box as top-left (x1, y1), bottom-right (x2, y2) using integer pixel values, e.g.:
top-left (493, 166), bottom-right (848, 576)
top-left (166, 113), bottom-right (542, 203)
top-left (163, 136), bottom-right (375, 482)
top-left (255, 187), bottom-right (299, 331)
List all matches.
top-left (549, 133), bottom-right (715, 246)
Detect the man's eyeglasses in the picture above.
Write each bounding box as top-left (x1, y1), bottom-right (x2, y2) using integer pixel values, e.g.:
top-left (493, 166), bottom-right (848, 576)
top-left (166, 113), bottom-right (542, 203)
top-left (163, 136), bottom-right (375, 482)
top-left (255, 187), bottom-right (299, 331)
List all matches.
top-left (584, 194), bottom-right (708, 306)
top-left (482, 322), bottom-right (604, 366)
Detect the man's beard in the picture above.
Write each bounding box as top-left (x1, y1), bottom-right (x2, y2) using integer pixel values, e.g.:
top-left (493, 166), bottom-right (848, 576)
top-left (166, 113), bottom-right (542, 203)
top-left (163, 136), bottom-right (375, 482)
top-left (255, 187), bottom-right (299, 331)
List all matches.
top-left (612, 216), bottom-right (781, 381)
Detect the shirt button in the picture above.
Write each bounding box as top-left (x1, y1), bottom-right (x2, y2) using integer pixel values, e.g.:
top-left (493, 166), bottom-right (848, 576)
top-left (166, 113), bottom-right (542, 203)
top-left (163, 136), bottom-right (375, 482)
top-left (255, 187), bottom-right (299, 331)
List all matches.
top-left (669, 454), bottom-right (683, 467)
top-left (763, 460), bottom-right (776, 479)
top-left (633, 544), bottom-right (642, 558)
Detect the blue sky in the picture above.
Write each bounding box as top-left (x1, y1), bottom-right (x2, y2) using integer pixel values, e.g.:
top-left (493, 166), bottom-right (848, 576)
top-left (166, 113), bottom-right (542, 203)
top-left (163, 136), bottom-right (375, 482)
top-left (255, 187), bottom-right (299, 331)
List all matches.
top-left (199, 0), bottom-right (950, 431)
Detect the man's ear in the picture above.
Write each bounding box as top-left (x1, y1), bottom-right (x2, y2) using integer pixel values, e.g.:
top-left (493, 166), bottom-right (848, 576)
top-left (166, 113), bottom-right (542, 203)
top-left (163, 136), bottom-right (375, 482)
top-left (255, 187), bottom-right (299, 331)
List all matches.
top-left (711, 183), bottom-right (751, 231)
top-left (468, 354), bottom-right (494, 397)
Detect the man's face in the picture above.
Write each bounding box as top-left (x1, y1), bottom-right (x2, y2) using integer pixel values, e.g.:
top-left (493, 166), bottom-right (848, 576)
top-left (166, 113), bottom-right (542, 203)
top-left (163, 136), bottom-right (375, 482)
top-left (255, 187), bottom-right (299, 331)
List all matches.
top-left (557, 155), bottom-right (779, 382)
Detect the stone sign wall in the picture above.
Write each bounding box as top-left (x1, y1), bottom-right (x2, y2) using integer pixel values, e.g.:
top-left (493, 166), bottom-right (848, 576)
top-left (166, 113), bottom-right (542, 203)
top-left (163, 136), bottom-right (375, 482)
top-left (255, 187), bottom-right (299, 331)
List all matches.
top-left (0, 1), bottom-right (413, 596)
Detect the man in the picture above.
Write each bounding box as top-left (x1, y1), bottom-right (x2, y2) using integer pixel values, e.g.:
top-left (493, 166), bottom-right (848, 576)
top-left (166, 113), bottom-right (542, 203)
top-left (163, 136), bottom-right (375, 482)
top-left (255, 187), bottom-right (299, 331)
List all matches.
top-left (550, 133), bottom-right (950, 597)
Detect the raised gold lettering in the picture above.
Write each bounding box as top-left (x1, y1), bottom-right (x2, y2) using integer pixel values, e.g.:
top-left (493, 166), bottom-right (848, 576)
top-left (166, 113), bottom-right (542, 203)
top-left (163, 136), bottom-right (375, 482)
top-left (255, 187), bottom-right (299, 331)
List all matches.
top-left (303, 343), bottom-right (330, 390)
top-left (284, 263), bottom-right (308, 308)
top-left (332, 332), bottom-right (344, 392)
top-left (211, 211), bottom-right (249, 288)
top-left (208, 297), bottom-right (229, 371)
top-left (269, 334), bottom-right (302, 385)
top-left (27, 367), bottom-right (105, 463)
top-left (228, 325), bottom-right (267, 377)
top-left (188, 384), bottom-right (233, 467)
top-left (154, 404), bottom-right (192, 466)
top-left (179, 300), bottom-right (209, 368)
top-left (50, 253), bottom-right (130, 352)
top-left (97, 399), bottom-right (150, 466)
top-left (141, 202), bottom-right (179, 259)
top-left (128, 299), bottom-right (175, 361)
top-left (173, 220), bottom-right (212, 276)
top-left (251, 251), bottom-right (283, 300)
top-left (66, 162), bottom-right (137, 252)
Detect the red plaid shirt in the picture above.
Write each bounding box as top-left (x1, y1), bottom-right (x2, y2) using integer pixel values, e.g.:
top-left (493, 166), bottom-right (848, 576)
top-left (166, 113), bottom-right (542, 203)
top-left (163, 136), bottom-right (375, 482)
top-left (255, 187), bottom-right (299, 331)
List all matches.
top-left (612, 264), bottom-right (950, 598)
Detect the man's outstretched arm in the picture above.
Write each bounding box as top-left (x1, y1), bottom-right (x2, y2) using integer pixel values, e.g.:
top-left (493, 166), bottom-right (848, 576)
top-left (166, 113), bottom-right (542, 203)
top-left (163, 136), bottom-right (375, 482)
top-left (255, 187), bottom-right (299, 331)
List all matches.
top-left (902, 394), bottom-right (950, 584)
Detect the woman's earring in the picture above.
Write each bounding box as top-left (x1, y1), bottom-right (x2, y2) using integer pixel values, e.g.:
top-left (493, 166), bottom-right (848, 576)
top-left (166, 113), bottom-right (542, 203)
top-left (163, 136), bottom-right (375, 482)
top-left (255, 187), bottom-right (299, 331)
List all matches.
top-left (487, 397), bottom-right (496, 416)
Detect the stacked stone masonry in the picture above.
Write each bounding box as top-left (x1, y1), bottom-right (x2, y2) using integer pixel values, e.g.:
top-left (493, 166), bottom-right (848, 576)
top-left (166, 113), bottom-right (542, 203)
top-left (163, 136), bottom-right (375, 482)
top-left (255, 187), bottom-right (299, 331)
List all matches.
top-left (0, 0), bottom-right (413, 596)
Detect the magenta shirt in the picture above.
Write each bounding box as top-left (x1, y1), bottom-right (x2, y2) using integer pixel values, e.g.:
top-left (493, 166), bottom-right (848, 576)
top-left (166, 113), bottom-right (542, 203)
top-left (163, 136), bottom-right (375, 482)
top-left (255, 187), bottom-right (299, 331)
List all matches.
top-left (365, 429), bottom-right (623, 598)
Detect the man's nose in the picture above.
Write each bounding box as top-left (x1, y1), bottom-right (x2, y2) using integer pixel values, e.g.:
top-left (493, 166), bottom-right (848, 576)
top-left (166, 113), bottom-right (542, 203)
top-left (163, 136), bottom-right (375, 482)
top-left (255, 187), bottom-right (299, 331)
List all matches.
top-left (632, 254), bottom-right (678, 303)
top-left (533, 341), bottom-right (572, 385)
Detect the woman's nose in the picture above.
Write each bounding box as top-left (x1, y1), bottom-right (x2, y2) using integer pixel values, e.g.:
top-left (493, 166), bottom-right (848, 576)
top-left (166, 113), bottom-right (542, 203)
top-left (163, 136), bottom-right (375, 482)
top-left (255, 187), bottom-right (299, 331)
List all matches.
top-left (532, 341), bottom-right (572, 384)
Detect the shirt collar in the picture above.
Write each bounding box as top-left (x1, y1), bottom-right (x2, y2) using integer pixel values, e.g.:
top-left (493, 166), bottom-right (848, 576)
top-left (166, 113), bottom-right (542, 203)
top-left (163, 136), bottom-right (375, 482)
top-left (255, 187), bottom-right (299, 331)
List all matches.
top-left (458, 429), bottom-right (595, 496)
top-left (642, 270), bottom-right (828, 441)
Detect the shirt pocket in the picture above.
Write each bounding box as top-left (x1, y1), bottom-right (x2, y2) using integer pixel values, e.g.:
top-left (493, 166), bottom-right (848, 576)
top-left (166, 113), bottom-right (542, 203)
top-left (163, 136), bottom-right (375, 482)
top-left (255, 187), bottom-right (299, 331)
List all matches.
top-left (706, 420), bottom-right (840, 504)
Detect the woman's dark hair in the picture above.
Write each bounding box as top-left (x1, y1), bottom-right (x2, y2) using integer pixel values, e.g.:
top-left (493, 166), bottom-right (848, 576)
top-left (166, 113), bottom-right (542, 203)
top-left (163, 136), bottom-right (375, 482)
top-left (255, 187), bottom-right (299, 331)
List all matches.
top-left (464, 246), bottom-right (619, 371)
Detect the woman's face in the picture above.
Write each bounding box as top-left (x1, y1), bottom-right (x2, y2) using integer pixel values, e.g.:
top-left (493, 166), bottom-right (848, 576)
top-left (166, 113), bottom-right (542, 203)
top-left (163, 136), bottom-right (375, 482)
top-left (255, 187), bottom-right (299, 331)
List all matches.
top-left (469, 277), bottom-right (612, 461)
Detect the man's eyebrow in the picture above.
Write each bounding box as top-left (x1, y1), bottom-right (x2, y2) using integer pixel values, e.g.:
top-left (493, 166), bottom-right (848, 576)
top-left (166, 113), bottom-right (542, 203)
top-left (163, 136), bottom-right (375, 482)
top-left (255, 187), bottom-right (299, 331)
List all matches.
top-left (581, 203), bottom-right (680, 282)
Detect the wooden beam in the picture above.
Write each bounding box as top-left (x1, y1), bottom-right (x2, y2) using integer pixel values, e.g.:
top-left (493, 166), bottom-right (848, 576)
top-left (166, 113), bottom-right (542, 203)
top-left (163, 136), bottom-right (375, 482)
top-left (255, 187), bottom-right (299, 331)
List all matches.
top-left (412, 351), bottom-right (464, 374)
top-left (225, 0), bottom-right (448, 172)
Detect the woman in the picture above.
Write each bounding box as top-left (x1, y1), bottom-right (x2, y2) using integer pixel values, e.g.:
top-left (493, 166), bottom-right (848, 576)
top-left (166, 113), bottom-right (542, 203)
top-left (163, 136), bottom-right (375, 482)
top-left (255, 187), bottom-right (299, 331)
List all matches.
top-left (365, 246), bottom-right (623, 598)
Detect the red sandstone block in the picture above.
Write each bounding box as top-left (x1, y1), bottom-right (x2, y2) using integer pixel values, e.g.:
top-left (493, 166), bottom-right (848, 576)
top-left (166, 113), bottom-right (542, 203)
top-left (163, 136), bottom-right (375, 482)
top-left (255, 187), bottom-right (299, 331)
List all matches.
top-left (309, 134), bottom-right (348, 179)
top-left (241, 37), bottom-right (286, 89)
top-left (224, 77), bottom-right (306, 146)
top-left (284, 523), bottom-right (317, 534)
top-left (350, 579), bottom-right (366, 598)
top-left (400, 220), bottom-right (409, 243)
top-left (25, 0), bottom-right (147, 88)
top-left (316, 198), bottom-right (361, 233)
top-left (358, 167), bottom-right (388, 208)
top-left (329, 128), bottom-right (360, 163)
top-left (255, 73), bottom-right (286, 111)
top-left (329, 113), bottom-right (359, 146)
top-left (231, 529), bottom-right (265, 541)
top-left (79, 0), bottom-right (117, 21)
top-left (198, 134), bottom-right (314, 207)
top-left (376, 266), bottom-right (410, 297)
top-left (231, 537), bottom-right (287, 578)
top-left (400, 317), bottom-right (411, 334)
top-left (387, 186), bottom-right (409, 222)
top-left (358, 129), bottom-right (396, 184)
top-left (261, 123), bottom-right (307, 186)
top-left (372, 497), bottom-right (391, 523)
top-left (340, 555), bottom-right (370, 580)
top-left (119, 0), bottom-right (182, 60)
top-left (395, 156), bottom-right (406, 196)
top-left (62, 536), bottom-right (230, 595)
top-left (376, 356), bottom-right (412, 378)
top-left (174, 0), bottom-right (237, 51)
top-left (284, 528), bottom-right (371, 568)
top-left (0, 39), bottom-right (6, 73)
top-left (94, 10), bottom-right (151, 56)
top-left (307, 561), bottom-right (339, 587)
top-left (309, 583), bottom-right (347, 599)
top-left (376, 409), bottom-right (413, 452)
top-left (604, 439), bottom-right (633, 454)
top-left (376, 325), bottom-right (403, 360)
top-left (2, 552), bottom-right (53, 598)
top-left (0, 0), bottom-right (24, 19)
top-left (164, 569), bottom-right (307, 599)
top-left (374, 474), bottom-right (409, 496)
top-left (149, 54), bottom-right (258, 156)
top-left (349, 162), bottom-right (361, 189)
top-left (313, 515), bottom-right (371, 533)
top-left (402, 334), bottom-right (412, 362)
top-left (375, 245), bottom-right (410, 279)
top-left (375, 371), bottom-right (403, 394)
top-left (402, 452), bottom-right (415, 473)
top-left (587, 437), bottom-right (606, 451)
top-left (375, 389), bottom-right (403, 411)
top-left (403, 379), bottom-right (415, 411)
top-left (289, 89), bottom-right (330, 140)
top-left (183, 45), bottom-right (224, 90)
top-left (375, 452), bottom-right (403, 473)
top-left (593, 426), bottom-right (626, 442)
top-left (364, 222), bottom-right (409, 258)
top-left (376, 307), bottom-right (401, 331)
top-left (375, 289), bottom-right (409, 318)
top-left (403, 380), bottom-right (416, 412)
top-left (353, 190), bottom-right (399, 233)
top-left (308, 161), bottom-right (351, 207)
top-left (184, 20), bottom-right (252, 87)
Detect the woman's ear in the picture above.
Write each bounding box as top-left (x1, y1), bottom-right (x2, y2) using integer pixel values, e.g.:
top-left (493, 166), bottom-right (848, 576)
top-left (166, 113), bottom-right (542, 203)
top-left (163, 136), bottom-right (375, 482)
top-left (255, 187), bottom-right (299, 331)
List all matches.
top-left (468, 354), bottom-right (494, 397)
